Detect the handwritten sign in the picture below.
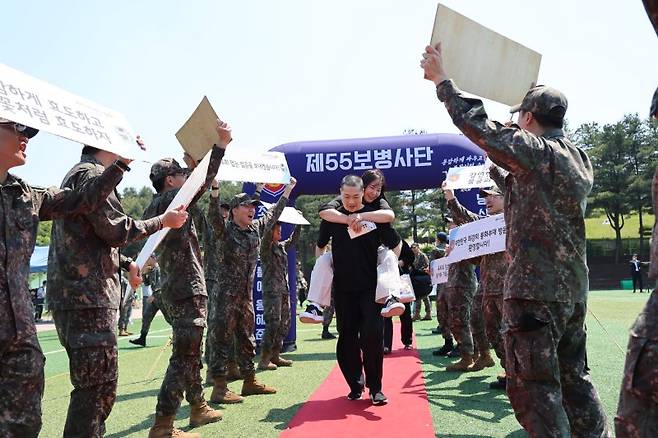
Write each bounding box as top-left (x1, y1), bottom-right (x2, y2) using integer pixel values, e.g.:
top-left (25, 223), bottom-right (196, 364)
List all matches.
top-left (217, 149), bottom-right (291, 184)
top-left (0, 63), bottom-right (143, 158)
top-left (445, 164), bottom-right (493, 190)
top-left (430, 258), bottom-right (450, 285)
top-left (446, 214), bottom-right (506, 262)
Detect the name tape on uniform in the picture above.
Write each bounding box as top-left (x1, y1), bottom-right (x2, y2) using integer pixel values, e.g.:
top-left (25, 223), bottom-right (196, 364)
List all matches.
top-left (446, 214), bottom-right (506, 263)
top-left (0, 63), bottom-right (143, 159)
top-left (445, 164), bottom-right (494, 190)
top-left (217, 148), bottom-right (291, 185)
top-left (123, 149), bottom-right (214, 305)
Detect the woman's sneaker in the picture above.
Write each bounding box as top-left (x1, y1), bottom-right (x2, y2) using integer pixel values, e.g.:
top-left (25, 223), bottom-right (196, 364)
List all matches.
top-left (380, 296), bottom-right (405, 318)
top-left (300, 303), bottom-right (323, 323)
top-left (370, 391), bottom-right (388, 406)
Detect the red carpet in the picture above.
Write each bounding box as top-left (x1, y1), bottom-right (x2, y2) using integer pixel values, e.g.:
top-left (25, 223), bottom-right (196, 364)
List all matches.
top-left (280, 323), bottom-right (434, 438)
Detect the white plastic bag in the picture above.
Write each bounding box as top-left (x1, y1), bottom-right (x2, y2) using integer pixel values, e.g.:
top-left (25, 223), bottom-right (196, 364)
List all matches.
top-left (398, 274), bottom-right (416, 303)
top-left (376, 247), bottom-right (400, 303)
top-left (306, 252), bottom-right (333, 308)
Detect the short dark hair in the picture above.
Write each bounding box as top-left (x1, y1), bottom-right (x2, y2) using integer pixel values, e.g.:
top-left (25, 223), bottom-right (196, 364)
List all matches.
top-left (152, 177), bottom-right (165, 193)
top-left (82, 145), bottom-right (101, 156)
top-left (341, 175), bottom-right (363, 190)
top-left (530, 111), bottom-right (564, 129)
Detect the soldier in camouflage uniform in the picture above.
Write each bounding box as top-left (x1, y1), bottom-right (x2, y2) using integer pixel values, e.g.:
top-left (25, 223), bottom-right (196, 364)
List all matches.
top-left (440, 216), bottom-right (479, 371)
top-left (48, 139), bottom-right (189, 438)
top-left (411, 243), bottom-right (432, 321)
top-left (296, 261), bottom-right (309, 307)
top-left (203, 186), bottom-right (247, 384)
top-left (614, 51), bottom-right (658, 436)
top-left (143, 120), bottom-right (230, 438)
top-left (423, 45), bottom-right (610, 437)
top-left (258, 222), bottom-right (302, 370)
top-left (0, 119), bottom-right (130, 438)
top-left (207, 178), bottom-right (296, 404)
top-left (443, 180), bottom-right (508, 381)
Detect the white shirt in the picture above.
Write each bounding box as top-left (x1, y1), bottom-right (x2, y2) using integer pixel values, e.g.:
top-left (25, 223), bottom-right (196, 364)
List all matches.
top-left (36, 287), bottom-right (46, 299)
top-left (142, 284), bottom-right (153, 298)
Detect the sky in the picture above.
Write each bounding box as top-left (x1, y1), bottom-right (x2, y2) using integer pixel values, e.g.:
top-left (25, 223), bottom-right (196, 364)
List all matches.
top-left (3, 0), bottom-right (657, 191)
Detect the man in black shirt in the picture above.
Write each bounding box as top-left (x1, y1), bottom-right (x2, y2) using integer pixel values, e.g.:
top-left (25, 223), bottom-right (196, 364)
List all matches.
top-left (316, 175), bottom-right (400, 406)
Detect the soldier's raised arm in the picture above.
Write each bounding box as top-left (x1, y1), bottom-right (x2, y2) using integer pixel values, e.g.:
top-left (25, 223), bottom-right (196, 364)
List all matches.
top-left (255, 177), bottom-right (297, 236)
top-left (441, 181), bottom-right (479, 225)
top-left (283, 224), bottom-right (301, 251)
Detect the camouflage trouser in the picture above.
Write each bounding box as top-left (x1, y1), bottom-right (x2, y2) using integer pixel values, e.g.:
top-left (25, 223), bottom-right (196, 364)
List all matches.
top-left (445, 286), bottom-right (476, 355)
top-left (52, 308), bottom-right (118, 438)
top-left (436, 289), bottom-right (452, 340)
top-left (413, 296), bottom-right (431, 318)
top-left (0, 334), bottom-right (44, 438)
top-left (469, 285), bottom-right (489, 352)
top-left (205, 281), bottom-right (237, 368)
top-left (503, 299), bottom-right (610, 438)
top-left (155, 295), bottom-right (207, 417)
top-left (208, 291), bottom-right (256, 378)
top-left (261, 290), bottom-right (291, 356)
top-left (615, 289), bottom-right (658, 437)
top-left (483, 293), bottom-right (505, 367)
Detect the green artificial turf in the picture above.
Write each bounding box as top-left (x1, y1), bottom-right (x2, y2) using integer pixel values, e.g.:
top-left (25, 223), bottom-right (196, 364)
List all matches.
top-left (414, 289), bottom-right (649, 437)
top-left (38, 290), bottom-right (649, 437)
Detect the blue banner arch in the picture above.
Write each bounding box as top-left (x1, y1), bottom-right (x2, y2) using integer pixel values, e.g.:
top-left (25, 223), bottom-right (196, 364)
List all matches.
top-left (246, 133), bottom-right (485, 349)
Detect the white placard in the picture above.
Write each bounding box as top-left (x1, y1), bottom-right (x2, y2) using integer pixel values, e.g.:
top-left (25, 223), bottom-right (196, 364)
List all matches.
top-left (0, 63), bottom-right (144, 159)
top-left (260, 201), bottom-right (310, 225)
top-left (347, 221), bottom-right (377, 239)
top-left (446, 214), bottom-right (506, 263)
top-left (123, 149), bottom-right (214, 305)
top-left (445, 165), bottom-right (494, 190)
top-left (430, 258), bottom-right (450, 285)
top-left (430, 3), bottom-right (542, 106)
top-left (216, 149), bottom-right (291, 184)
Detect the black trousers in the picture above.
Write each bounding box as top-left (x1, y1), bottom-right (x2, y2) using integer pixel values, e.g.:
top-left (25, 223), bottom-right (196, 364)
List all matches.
top-left (383, 303), bottom-right (412, 350)
top-left (631, 271), bottom-right (644, 292)
top-left (334, 289), bottom-right (384, 394)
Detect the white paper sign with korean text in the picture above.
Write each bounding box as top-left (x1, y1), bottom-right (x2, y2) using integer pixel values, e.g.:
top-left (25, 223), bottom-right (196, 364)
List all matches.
top-left (260, 201), bottom-right (310, 225)
top-left (123, 149), bottom-right (214, 305)
top-left (430, 3), bottom-right (542, 106)
top-left (445, 164), bottom-right (494, 190)
top-left (347, 221), bottom-right (377, 239)
top-left (0, 63), bottom-right (144, 159)
top-left (430, 258), bottom-right (450, 285)
top-left (216, 149), bottom-right (291, 184)
top-left (446, 214), bottom-right (506, 263)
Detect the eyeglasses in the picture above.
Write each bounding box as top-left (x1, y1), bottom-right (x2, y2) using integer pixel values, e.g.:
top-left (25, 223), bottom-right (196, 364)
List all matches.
top-left (0, 123), bottom-right (29, 136)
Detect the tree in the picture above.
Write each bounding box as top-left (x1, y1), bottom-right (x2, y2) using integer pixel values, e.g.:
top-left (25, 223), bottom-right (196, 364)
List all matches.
top-left (575, 114), bottom-right (658, 262)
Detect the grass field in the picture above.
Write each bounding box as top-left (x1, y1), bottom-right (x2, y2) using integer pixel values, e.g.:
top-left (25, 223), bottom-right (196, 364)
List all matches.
top-left (585, 212), bottom-right (655, 240)
top-left (39, 290), bottom-right (650, 437)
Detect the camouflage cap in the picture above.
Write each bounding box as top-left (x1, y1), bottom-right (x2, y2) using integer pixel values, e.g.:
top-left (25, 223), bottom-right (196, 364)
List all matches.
top-left (0, 117), bottom-right (39, 138)
top-left (230, 193), bottom-right (259, 209)
top-left (149, 158), bottom-right (186, 183)
top-left (651, 86), bottom-right (657, 119)
top-left (509, 85), bottom-right (568, 121)
top-left (479, 186), bottom-right (503, 197)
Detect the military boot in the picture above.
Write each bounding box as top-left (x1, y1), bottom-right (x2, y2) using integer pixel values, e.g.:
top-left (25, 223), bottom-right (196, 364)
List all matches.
top-left (241, 371), bottom-right (277, 396)
top-left (148, 415), bottom-right (200, 438)
top-left (226, 362), bottom-right (242, 381)
top-left (469, 349), bottom-right (496, 371)
top-left (210, 376), bottom-right (244, 404)
top-left (446, 353), bottom-right (475, 372)
top-left (189, 401), bottom-right (222, 427)
top-left (257, 352), bottom-right (277, 371)
top-left (271, 354), bottom-right (293, 367)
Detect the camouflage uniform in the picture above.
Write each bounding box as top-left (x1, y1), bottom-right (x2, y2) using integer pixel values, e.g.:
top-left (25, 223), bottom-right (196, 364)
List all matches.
top-left (412, 251), bottom-right (432, 319)
top-left (615, 164), bottom-right (658, 436)
top-left (448, 195), bottom-right (509, 363)
top-left (437, 80), bottom-right (609, 437)
top-left (142, 146), bottom-right (224, 417)
top-left (48, 154), bottom-right (162, 437)
top-left (0, 165), bottom-right (124, 438)
top-left (444, 258), bottom-right (478, 355)
top-left (207, 193), bottom-right (288, 378)
top-left (260, 225), bottom-right (301, 357)
top-left (118, 276), bottom-right (135, 332)
top-left (296, 266), bottom-right (308, 306)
